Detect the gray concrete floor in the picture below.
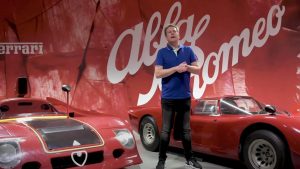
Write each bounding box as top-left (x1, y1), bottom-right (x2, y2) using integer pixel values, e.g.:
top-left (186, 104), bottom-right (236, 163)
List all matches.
top-left (127, 132), bottom-right (247, 169)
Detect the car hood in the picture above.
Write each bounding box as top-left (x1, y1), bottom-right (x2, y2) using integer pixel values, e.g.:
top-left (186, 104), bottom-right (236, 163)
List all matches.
top-left (76, 114), bottom-right (128, 129)
top-left (0, 117), bottom-right (104, 153)
top-left (0, 125), bottom-right (11, 137)
top-left (277, 112), bottom-right (300, 119)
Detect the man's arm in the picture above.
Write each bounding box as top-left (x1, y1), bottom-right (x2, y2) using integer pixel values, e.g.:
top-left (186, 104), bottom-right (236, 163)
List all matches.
top-left (155, 65), bottom-right (177, 78)
top-left (155, 62), bottom-right (187, 78)
top-left (186, 61), bottom-right (200, 74)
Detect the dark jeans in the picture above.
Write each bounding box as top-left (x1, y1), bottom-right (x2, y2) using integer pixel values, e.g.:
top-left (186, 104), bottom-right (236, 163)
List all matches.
top-left (158, 98), bottom-right (193, 161)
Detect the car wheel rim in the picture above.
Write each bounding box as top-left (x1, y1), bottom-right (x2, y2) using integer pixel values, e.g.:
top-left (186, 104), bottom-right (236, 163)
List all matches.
top-left (248, 139), bottom-right (277, 169)
top-left (143, 123), bottom-right (155, 145)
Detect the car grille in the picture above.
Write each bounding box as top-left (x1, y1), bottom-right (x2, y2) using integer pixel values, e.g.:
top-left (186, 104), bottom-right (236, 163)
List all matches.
top-left (51, 151), bottom-right (103, 169)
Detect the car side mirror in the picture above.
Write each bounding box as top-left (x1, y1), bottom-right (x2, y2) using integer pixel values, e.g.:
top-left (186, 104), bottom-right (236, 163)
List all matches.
top-left (62, 85), bottom-right (71, 92)
top-left (62, 84), bottom-right (71, 113)
top-left (264, 105), bottom-right (276, 114)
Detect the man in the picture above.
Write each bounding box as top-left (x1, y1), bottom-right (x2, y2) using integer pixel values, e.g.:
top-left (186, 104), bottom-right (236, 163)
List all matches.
top-left (155, 24), bottom-right (202, 169)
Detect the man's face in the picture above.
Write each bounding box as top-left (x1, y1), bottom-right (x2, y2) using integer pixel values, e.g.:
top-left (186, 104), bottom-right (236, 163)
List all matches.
top-left (165, 26), bottom-right (179, 43)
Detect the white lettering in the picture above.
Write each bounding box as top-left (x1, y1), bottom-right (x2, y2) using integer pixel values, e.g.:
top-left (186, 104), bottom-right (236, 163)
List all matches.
top-left (137, 73), bottom-right (161, 105)
top-left (13, 45), bottom-right (21, 54)
top-left (141, 12), bottom-right (161, 66)
top-left (6, 45), bottom-right (13, 54)
top-left (252, 18), bottom-right (267, 47)
top-left (30, 44), bottom-right (39, 54)
top-left (137, 3), bottom-right (210, 104)
top-left (192, 74), bottom-right (207, 99)
top-left (0, 42), bottom-right (43, 55)
top-left (0, 45), bottom-right (5, 54)
top-left (202, 52), bottom-right (220, 84)
top-left (38, 44), bottom-right (43, 54)
top-left (22, 45), bottom-right (29, 54)
top-left (106, 3), bottom-right (285, 105)
top-left (107, 23), bottom-right (143, 84)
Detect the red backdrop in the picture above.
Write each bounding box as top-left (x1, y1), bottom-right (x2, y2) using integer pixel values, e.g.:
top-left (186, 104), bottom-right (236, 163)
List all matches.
top-left (0, 0), bottom-right (299, 119)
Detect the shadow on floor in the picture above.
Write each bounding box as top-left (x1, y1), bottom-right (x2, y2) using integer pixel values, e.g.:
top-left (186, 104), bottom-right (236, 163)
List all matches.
top-left (167, 147), bottom-right (247, 169)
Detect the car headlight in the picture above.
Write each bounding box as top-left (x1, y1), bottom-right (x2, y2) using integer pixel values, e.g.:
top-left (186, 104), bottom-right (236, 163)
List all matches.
top-left (114, 129), bottom-right (135, 149)
top-left (0, 141), bottom-right (21, 169)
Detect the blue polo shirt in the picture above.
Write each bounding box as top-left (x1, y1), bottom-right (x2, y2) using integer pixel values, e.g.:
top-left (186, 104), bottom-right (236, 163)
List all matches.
top-left (155, 44), bottom-right (197, 99)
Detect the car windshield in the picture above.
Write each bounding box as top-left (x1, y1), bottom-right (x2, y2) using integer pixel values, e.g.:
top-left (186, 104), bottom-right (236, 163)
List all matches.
top-left (220, 97), bottom-right (264, 115)
top-left (0, 102), bottom-right (66, 120)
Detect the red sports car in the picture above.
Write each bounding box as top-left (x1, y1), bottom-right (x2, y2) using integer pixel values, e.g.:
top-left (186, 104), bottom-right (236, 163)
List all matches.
top-left (0, 96), bottom-right (142, 169)
top-left (128, 96), bottom-right (300, 169)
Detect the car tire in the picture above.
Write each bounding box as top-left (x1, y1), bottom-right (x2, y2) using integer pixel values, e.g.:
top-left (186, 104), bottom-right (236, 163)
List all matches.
top-left (243, 130), bottom-right (287, 169)
top-left (139, 116), bottom-right (160, 152)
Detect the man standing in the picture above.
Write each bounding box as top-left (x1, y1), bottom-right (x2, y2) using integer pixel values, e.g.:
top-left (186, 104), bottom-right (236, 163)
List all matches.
top-left (155, 24), bottom-right (202, 169)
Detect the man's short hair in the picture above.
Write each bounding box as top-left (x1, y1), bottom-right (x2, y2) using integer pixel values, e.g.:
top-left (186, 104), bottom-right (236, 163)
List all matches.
top-left (164, 24), bottom-right (179, 36)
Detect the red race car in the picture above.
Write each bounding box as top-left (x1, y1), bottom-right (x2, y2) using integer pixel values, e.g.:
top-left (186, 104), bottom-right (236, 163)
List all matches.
top-left (0, 83), bottom-right (142, 169)
top-left (128, 96), bottom-right (300, 169)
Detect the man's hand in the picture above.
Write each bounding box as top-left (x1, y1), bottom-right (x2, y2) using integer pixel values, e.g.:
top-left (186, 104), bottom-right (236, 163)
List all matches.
top-left (176, 62), bottom-right (188, 73)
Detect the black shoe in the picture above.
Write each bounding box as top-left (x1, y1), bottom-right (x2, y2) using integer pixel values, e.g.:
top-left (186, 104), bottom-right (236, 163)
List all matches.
top-left (156, 159), bottom-right (165, 169)
top-left (185, 157), bottom-right (202, 169)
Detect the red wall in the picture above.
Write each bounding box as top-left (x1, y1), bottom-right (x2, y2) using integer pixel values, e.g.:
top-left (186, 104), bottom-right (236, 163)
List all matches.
top-left (0, 0), bottom-right (299, 119)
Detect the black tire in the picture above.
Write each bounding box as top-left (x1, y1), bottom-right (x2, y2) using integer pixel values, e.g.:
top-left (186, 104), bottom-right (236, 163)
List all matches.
top-left (243, 130), bottom-right (287, 169)
top-left (139, 116), bottom-right (160, 152)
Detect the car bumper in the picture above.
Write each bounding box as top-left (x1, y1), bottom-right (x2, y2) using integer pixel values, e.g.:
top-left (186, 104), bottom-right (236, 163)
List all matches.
top-left (70, 152), bottom-right (142, 169)
top-left (15, 146), bottom-right (142, 169)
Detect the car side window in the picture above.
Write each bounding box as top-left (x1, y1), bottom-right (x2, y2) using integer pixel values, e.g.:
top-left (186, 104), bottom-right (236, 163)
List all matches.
top-left (220, 98), bottom-right (242, 114)
top-left (221, 99), bottom-right (234, 114)
top-left (193, 100), bottom-right (218, 115)
top-left (194, 101), bottom-right (204, 113)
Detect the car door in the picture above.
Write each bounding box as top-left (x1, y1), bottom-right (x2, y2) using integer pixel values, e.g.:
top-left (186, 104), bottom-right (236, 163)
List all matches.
top-left (190, 99), bottom-right (221, 154)
top-left (211, 97), bottom-right (261, 158)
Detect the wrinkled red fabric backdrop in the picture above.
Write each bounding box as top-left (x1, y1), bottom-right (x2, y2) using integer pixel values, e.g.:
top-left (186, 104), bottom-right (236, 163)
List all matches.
top-left (0, 0), bottom-right (299, 120)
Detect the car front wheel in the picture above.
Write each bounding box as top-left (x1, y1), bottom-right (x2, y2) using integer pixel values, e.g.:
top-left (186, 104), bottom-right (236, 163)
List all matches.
top-left (139, 116), bottom-right (160, 152)
top-left (243, 130), bottom-right (287, 169)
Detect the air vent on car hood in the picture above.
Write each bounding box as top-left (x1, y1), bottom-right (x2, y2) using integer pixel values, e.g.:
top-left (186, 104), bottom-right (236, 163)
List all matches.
top-left (25, 118), bottom-right (103, 151)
